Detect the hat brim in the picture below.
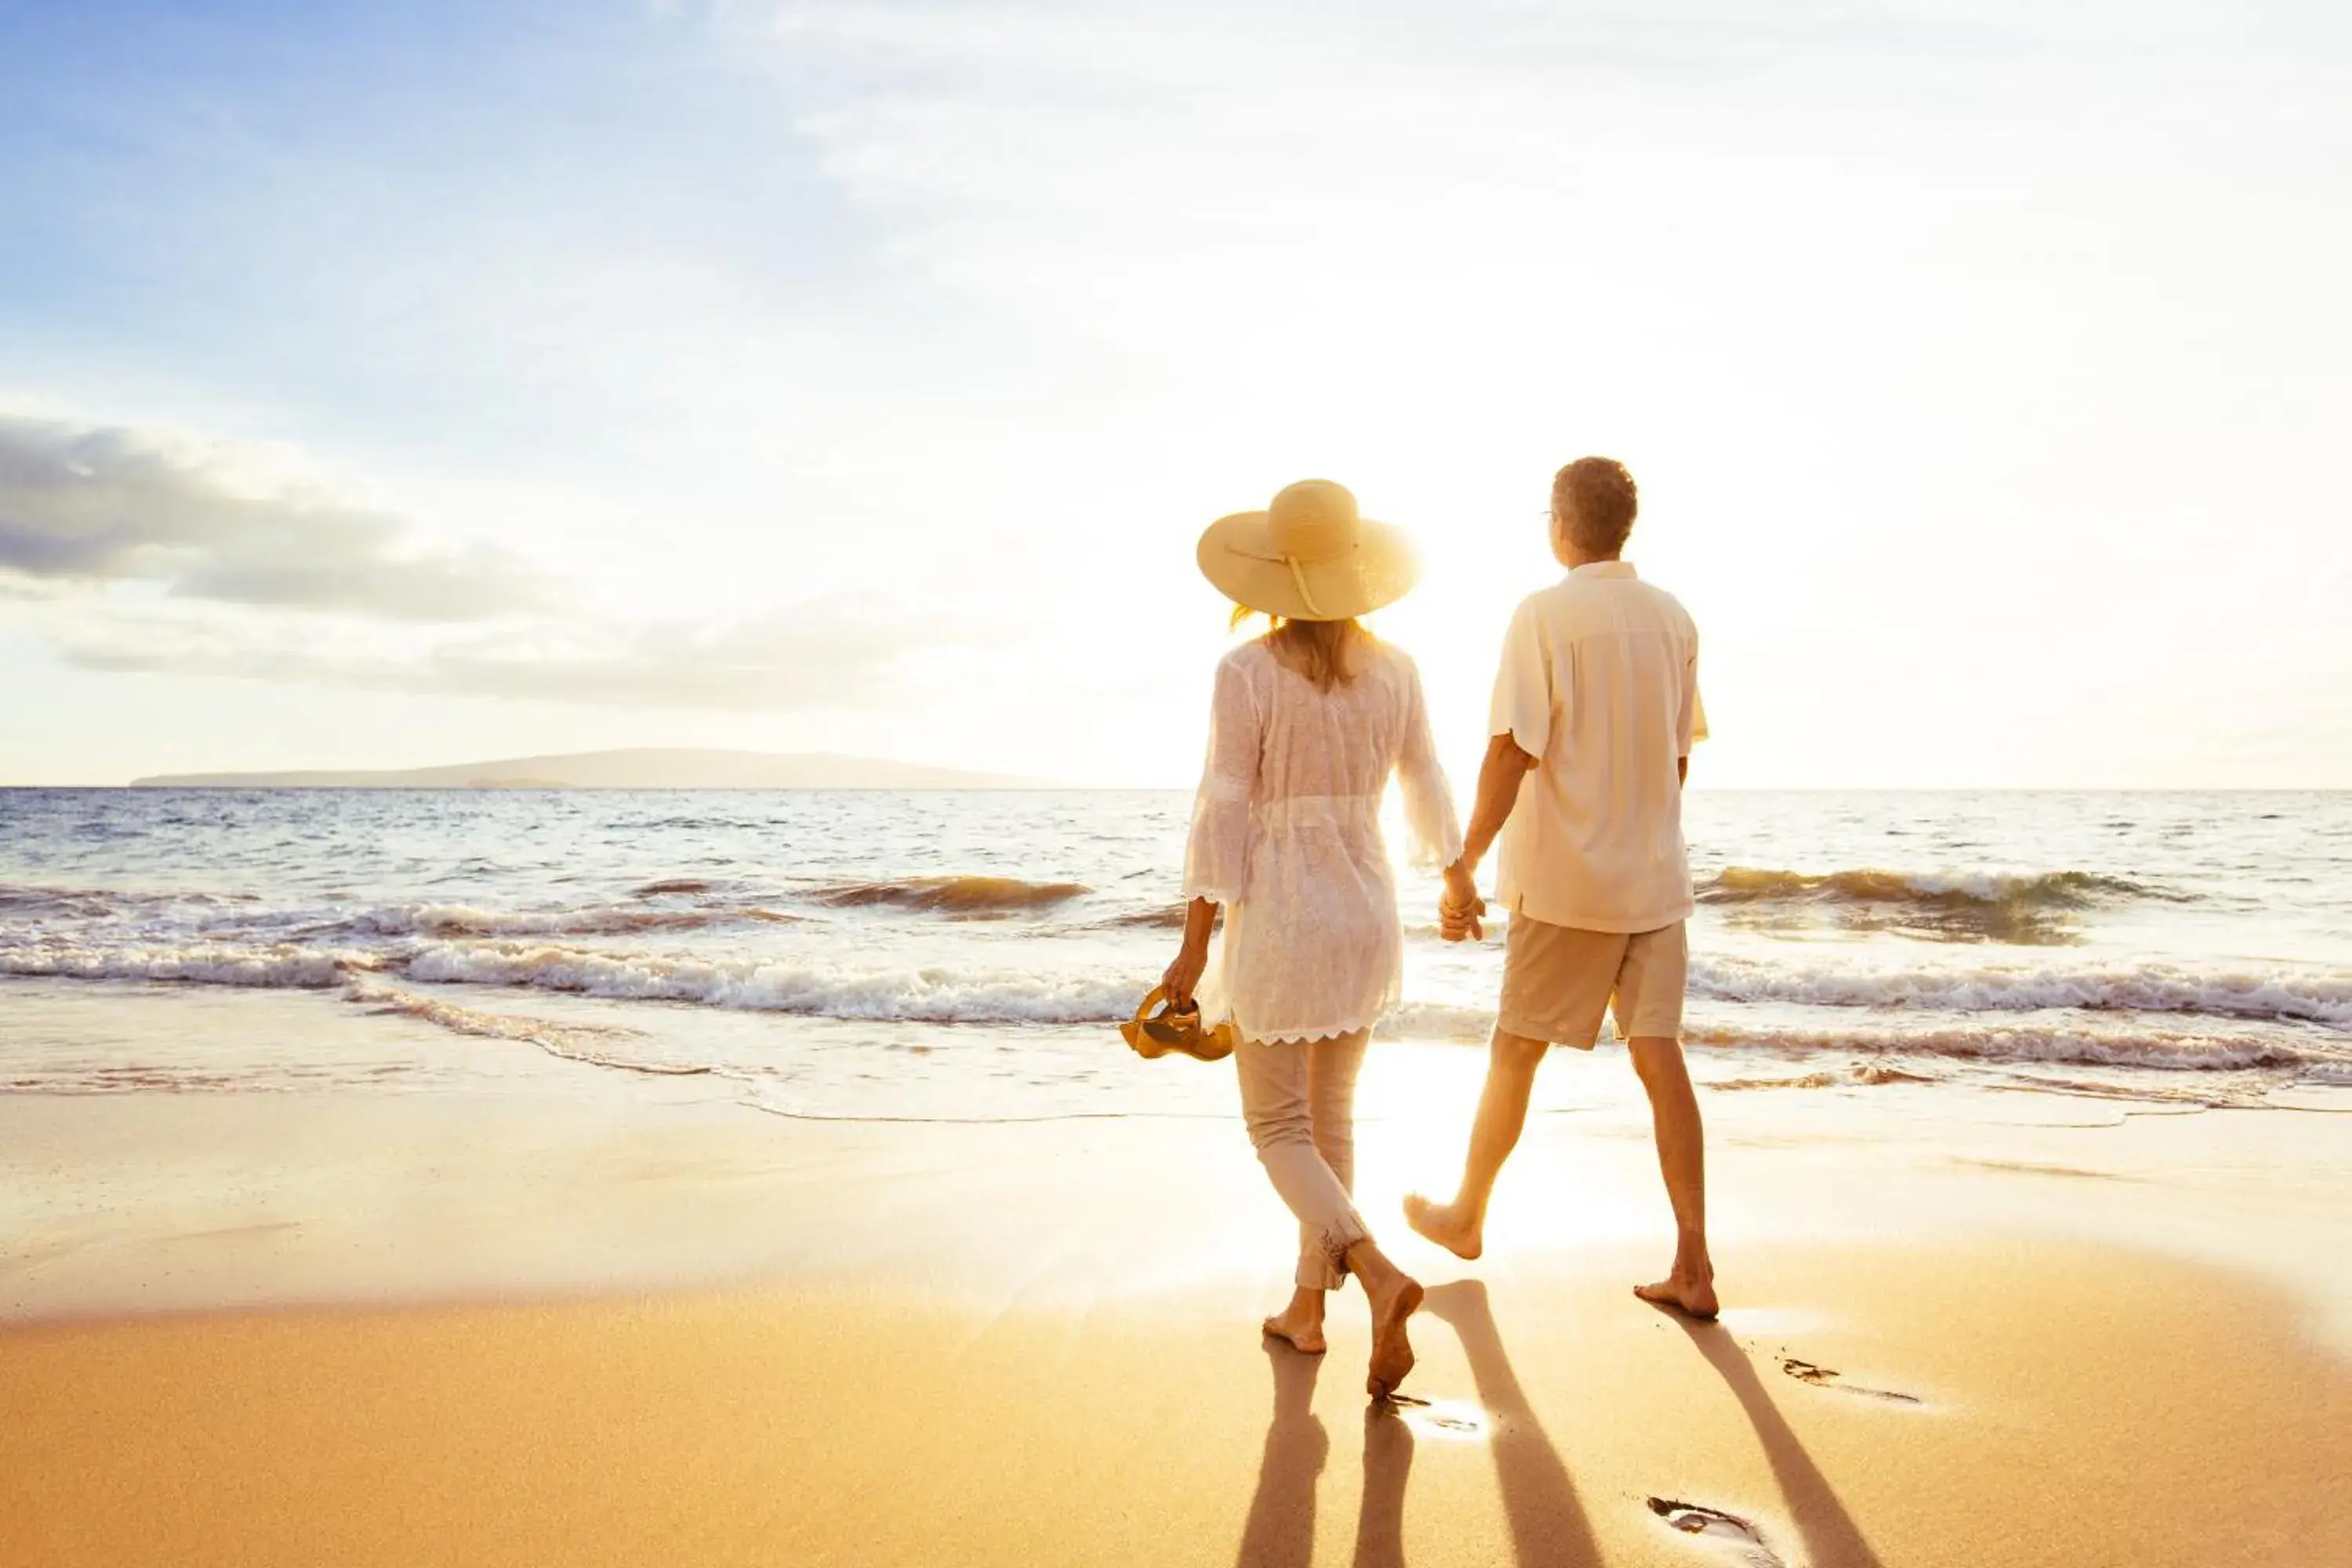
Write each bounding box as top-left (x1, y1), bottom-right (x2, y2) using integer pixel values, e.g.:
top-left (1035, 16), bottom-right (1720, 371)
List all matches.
top-left (1196, 512), bottom-right (1421, 622)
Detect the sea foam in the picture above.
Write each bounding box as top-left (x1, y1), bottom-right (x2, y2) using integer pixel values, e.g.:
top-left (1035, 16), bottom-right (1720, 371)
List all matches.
top-left (398, 940), bottom-right (1140, 1024)
top-left (8, 938), bottom-right (2348, 1036)
top-left (1687, 953), bottom-right (2352, 1027)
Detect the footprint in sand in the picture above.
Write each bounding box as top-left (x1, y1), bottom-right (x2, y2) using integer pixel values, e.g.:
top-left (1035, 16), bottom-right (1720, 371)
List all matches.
top-left (1646, 1497), bottom-right (1785, 1566)
top-left (1777, 1356), bottom-right (1924, 1405)
top-left (1381, 1394), bottom-right (1491, 1441)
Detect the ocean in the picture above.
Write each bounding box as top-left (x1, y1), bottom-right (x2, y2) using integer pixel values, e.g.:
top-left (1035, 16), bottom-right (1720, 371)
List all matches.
top-left (2, 788), bottom-right (2347, 1119)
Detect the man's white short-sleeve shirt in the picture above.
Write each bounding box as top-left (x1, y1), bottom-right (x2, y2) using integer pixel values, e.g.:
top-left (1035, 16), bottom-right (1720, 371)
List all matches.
top-left (1488, 561), bottom-right (1707, 934)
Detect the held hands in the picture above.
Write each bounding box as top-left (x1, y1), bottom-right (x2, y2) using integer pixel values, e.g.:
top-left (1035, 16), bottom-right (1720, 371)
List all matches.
top-left (1162, 938), bottom-right (1209, 1009)
top-left (1439, 861), bottom-right (1486, 942)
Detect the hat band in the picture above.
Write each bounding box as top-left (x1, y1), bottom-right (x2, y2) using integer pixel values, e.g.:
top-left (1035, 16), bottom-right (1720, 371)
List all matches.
top-left (1231, 546), bottom-right (1345, 618)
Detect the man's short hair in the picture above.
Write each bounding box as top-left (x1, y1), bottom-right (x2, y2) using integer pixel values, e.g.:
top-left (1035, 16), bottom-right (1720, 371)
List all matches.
top-left (1552, 457), bottom-right (1639, 557)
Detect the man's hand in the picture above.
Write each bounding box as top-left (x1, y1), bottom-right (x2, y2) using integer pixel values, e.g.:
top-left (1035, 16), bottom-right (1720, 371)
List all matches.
top-left (1439, 860), bottom-right (1486, 942)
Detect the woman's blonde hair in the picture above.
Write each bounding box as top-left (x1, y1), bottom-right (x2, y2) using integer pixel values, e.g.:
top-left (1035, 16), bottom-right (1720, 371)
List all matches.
top-left (1229, 604), bottom-right (1367, 692)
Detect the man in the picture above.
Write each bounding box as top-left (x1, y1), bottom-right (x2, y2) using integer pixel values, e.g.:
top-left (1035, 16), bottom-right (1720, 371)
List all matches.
top-left (1404, 456), bottom-right (1717, 1319)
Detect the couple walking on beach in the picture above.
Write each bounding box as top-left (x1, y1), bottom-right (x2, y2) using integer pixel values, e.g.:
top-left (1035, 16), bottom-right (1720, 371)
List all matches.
top-left (1160, 458), bottom-right (1714, 1400)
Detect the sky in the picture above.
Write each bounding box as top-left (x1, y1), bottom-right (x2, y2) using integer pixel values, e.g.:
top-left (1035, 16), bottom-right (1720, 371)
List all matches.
top-left (1, 0), bottom-right (2347, 788)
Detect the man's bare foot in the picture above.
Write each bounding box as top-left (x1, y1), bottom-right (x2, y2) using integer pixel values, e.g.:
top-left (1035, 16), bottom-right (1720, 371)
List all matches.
top-left (1633, 1272), bottom-right (1719, 1321)
top-left (1365, 1274), bottom-right (1424, 1399)
top-left (1402, 1194), bottom-right (1483, 1261)
top-left (1262, 1300), bottom-right (1328, 1356)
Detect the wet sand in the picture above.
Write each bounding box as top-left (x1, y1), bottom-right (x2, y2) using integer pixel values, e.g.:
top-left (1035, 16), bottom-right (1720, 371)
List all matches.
top-left (6, 1239), bottom-right (2347, 1566)
top-left (3, 985), bottom-right (2350, 1566)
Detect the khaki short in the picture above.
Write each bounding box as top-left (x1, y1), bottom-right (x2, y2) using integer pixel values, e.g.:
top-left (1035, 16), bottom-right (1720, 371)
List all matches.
top-left (1497, 915), bottom-right (1687, 1048)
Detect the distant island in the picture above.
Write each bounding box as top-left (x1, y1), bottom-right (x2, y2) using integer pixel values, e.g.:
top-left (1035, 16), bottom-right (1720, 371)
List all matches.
top-left (130, 748), bottom-right (1054, 790)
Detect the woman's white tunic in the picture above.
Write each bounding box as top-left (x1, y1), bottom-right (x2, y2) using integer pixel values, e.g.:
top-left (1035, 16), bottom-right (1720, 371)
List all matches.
top-left (1182, 637), bottom-right (1463, 1044)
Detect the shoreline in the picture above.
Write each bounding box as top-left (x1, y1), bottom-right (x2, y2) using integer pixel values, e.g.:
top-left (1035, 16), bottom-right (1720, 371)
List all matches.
top-left (5, 978), bottom-right (2350, 1334)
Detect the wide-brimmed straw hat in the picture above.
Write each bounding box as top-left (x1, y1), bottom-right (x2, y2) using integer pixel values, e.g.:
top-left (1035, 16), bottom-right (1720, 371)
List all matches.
top-left (1196, 479), bottom-right (1420, 622)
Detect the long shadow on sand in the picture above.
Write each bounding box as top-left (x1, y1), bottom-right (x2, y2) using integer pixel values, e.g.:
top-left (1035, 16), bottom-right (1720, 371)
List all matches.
top-left (1424, 1280), bottom-right (1604, 1568)
top-left (1234, 1338), bottom-right (1421, 1568)
top-left (1237, 1286), bottom-right (1601, 1567)
top-left (1352, 1399), bottom-right (1415, 1568)
top-left (1236, 1340), bottom-right (1330, 1567)
top-left (1661, 1310), bottom-right (1887, 1568)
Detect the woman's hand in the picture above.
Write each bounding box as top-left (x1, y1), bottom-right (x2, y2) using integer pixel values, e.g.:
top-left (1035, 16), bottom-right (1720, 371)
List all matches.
top-left (1439, 860), bottom-right (1486, 942)
top-left (1162, 939), bottom-right (1209, 1009)
top-left (1162, 897), bottom-right (1220, 1007)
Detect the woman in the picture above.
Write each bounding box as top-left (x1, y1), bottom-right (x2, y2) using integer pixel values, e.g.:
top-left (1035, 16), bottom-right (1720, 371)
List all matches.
top-left (1161, 478), bottom-right (1462, 1399)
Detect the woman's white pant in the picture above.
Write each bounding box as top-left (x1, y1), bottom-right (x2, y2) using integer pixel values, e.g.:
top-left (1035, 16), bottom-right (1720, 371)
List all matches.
top-left (1235, 1029), bottom-right (1371, 1290)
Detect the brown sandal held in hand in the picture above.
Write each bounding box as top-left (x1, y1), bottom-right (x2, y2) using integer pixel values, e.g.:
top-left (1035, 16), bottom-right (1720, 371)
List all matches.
top-left (1120, 987), bottom-right (1238, 1062)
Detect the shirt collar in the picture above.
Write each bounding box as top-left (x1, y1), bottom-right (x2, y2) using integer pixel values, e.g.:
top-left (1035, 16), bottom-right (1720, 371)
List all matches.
top-left (1568, 560), bottom-right (1639, 580)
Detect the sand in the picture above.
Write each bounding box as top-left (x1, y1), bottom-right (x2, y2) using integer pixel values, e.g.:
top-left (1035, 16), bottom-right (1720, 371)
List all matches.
top-left (7, 1240), bottom-right (2347, 1566)
top-left (3, 982), bottom-right (2350, 1566)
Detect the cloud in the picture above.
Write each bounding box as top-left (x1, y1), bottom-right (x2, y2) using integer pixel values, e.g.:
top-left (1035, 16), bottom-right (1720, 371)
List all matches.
top-left (409, 608), bottom-right (931, 709)
top-left (49, 595), bottom-right (960, 711)
top-left (0, 412), bottom-right (554, 622)
top-left (2, 406), bottom-right (982, 713)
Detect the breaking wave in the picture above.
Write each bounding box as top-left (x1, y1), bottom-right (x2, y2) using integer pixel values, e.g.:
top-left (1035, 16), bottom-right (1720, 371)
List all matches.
top-left (9, 931), bottom-right (2348, 1036)
top-left (1, 940), bottom-right (1139, 1024)
top-left (1101, 903), bottom-right (1191, 930)
top-left (1695, 866), bottom-right (2172, 945)
top-left (1385, 996), bottom-right (2347, 1074)
top-left (1699, 867), bottom-right (2159, 908)
top-left (328, 903), bottom-right (799, 938)
top-left (399, 941), bottom-right (1138, 1023)
top-left (0, 944), bottom-right (364, 988)
top-left (8, 940), bottom-right (2348, 1042)
top-left (1679, 1018), bottom-right (2326, 1073)
top-left (810, 876), bottom-right (1091, 915)
top-left (1687, 954), bottom-right (2352, 1028)
top-left (7, 913), bottom-right (2348, 1094)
